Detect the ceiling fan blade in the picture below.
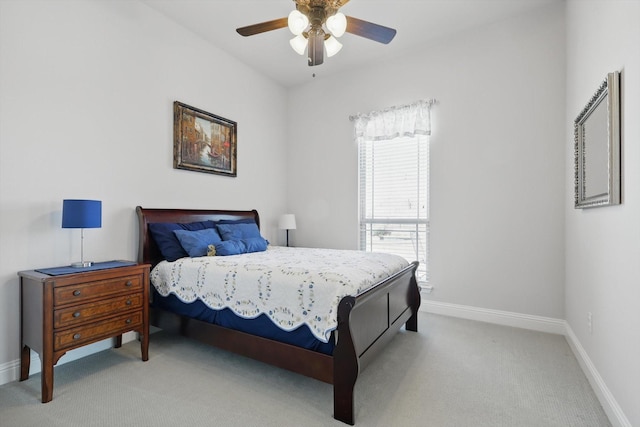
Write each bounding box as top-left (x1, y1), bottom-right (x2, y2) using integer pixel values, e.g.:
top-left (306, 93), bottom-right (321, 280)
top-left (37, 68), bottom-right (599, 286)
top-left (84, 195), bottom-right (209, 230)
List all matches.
top-left (236, 17), bottom-right (288, 37)
top-left (345, 16), bottom-right (396, 44)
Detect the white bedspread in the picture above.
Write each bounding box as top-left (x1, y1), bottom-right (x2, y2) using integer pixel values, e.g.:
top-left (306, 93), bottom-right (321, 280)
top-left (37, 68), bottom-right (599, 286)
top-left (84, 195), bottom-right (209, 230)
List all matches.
top-left (150, 246), bottom-right (409, 342)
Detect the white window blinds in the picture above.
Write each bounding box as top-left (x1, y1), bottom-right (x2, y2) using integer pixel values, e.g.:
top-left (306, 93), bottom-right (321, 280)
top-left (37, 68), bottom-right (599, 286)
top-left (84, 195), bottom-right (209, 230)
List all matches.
top-left (352, 100), bottom-right (434, 283)
top-left (359, 135), bottom-right (429, 282)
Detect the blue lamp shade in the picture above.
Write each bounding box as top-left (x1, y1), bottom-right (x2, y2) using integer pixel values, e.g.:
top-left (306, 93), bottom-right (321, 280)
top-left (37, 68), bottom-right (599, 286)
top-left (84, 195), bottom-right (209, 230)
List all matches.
top-left (62, 200), bottom-right (102, 229)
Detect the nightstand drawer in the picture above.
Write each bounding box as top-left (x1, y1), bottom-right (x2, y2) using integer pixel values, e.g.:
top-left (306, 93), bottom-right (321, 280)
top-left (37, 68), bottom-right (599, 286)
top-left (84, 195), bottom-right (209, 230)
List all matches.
top-left (54, 275), bottom-right (142, 306)
top-left (54, 311), bottom-right (143, 351)
top-left (54, 293), bottom-right (143, 328)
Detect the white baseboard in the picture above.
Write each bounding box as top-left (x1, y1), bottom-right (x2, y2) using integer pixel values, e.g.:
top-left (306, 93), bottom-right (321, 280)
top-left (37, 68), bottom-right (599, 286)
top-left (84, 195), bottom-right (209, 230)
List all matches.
top-left (420, 299), bottom-right (630, 427)
top-left (0, 332), bottom-right (138, 387)
top-left (564, 324), bottom-right (632, 427)
top-left (419, 299), bottom-right (565, 334)
top-left (0, 358), bottom-right (22, 387)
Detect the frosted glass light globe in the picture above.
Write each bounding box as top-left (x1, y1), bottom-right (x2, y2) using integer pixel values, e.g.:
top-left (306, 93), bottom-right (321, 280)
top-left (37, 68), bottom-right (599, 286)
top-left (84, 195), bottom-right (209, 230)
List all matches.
top-left (326, 12), bottom-right (347, 37)
top-left (288, 10), bottom-right (309, 36)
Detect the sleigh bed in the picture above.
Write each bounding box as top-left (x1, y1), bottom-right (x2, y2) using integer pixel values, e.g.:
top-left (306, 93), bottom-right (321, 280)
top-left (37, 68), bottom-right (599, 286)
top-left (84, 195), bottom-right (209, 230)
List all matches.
top-left (136, 206), bottom-right (420, 425)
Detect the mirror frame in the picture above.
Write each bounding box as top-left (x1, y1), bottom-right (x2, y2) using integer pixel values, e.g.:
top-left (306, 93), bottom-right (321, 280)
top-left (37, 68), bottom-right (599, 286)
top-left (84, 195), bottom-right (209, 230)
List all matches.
top-left (574, 71), bottom-right (621, 209)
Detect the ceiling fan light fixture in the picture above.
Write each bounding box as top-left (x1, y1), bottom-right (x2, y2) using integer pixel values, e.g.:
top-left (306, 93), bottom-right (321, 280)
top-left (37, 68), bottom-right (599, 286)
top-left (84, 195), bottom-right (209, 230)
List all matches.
top-left (324, 35), bottom-right (343, 57)
top-left (289, 34), bottom-right (307, 55)
top-left (288, 10), bottom-right (309, 36)
top-left (326, 12), bottom-right (347, 38)
top-left (236, 2), bottom-right (397, 68)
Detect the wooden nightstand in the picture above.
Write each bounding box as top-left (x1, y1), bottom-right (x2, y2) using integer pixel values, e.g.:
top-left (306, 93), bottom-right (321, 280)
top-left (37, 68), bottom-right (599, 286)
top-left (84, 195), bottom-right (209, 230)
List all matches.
top-left (18, 263), bottom-right (150, 403)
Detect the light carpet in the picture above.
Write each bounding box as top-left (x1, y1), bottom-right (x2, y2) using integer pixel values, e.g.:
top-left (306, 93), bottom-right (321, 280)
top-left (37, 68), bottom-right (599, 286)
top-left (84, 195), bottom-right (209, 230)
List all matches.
top-left (0, 313), bottom-right (611, 426)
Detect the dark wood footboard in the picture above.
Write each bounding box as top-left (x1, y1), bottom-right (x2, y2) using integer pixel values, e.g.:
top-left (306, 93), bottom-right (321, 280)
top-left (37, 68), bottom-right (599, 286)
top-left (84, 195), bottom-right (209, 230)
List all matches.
top-left (136, 206), bottom-right (420, 425)
top-left (333, 261), bottom-right (420, 425)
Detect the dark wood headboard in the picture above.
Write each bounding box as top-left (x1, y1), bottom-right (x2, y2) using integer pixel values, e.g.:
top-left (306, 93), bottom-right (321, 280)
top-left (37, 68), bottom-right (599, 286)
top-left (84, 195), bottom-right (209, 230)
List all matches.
top-left (135, 206), bottom-right (260, 268)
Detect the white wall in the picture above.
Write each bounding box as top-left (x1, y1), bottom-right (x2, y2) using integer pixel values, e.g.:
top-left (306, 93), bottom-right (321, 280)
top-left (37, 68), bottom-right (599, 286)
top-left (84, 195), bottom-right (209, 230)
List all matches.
top-left (287, 3), bottom-right (566, 319)
top-left (0, 0), bottom-right (288, 379)
top-left (565, 1), bottom-right (640, 426)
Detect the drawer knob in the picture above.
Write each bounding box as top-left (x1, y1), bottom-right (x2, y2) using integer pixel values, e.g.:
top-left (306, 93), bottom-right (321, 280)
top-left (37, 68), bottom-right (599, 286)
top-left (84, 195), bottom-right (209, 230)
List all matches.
top-left (73, 290), bottom-right (81, 296)
top-left (73, 312), bottom-right (81, 318)
top-left (125, 281), bottom-right (133, 287)
top-left (125, 318), bottom-right (132, 324)
top-left (125, 299), bottom-right (132, 306)
top-left (73, 333), bottom-right (81, 340)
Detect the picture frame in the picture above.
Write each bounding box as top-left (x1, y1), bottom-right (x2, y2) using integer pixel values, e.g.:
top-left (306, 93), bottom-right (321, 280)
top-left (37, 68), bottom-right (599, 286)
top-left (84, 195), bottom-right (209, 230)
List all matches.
top-left (173, 101), bottom-right (237, 177)
top-left (574, 71), bottom-right (621, 208)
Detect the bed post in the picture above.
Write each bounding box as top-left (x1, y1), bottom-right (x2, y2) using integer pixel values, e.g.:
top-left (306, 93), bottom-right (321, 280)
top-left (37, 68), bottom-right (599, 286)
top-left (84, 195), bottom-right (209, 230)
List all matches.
top-left (405, 261), bottom-right (421, 332)
top-left (333, 296), bottom-right (358, 425)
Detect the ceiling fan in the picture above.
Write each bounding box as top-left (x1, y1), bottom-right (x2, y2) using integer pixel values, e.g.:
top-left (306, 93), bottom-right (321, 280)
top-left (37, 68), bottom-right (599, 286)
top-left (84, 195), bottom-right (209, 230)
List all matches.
top-left (236, 0), bottom-right (396, 67)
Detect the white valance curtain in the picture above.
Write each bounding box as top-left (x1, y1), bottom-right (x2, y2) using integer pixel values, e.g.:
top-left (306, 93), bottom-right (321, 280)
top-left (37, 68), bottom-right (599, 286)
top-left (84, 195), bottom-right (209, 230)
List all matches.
top-left (350, 99), bottom-right (436, 142)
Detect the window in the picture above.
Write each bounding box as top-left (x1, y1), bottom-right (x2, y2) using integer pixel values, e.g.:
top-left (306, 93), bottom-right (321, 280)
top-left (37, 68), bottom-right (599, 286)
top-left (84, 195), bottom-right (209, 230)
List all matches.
top-left (352, 99), bottom-right (434, 284)
top-left (358, 134), bottom-right (429, 283)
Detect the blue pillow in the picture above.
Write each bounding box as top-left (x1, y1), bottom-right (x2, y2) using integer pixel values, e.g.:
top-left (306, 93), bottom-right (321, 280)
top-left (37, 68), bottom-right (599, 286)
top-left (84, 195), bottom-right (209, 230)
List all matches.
top-left (214, 237), bottom-right (268, 256)
top-left (216, 218), bottom-right (257, 225)
top-left (148, 221), bottom-right (215, 262)
top-left (214, 240), bottom-right (246, 256)
top-left (242, 237), bottom-right (268, 253)
top-left (173, 228), bottom-right (223, 257)
top-left (216, 222), bottom-right (262, 241)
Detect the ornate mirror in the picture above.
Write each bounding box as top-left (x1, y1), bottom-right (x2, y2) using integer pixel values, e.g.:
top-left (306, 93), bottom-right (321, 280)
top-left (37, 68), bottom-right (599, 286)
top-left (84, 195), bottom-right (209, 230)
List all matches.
top-left (574, 71), bottom-right (621, 208)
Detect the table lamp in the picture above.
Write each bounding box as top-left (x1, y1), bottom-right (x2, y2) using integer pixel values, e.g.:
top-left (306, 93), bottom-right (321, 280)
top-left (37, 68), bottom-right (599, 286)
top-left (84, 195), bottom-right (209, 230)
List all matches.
top-left (62, 199), bottom-right (102, 267)
top-left (278, 214), bottom-right (296, 247)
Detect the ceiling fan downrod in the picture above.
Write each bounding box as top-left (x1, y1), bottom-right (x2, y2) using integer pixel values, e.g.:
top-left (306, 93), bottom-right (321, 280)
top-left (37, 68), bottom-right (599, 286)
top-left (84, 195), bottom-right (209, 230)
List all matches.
top-left (306, 6), bottom-right (328, 66)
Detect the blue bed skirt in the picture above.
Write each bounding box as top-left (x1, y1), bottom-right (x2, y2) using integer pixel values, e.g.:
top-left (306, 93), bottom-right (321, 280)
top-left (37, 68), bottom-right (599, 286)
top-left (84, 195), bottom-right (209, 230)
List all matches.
top-left (151, 291), bottom-right (335, 355)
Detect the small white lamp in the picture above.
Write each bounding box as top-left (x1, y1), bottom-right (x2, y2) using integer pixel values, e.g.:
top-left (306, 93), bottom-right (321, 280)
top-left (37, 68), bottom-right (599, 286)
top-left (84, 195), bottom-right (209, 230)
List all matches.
top-left (278, 214), bottom-right (296, 247)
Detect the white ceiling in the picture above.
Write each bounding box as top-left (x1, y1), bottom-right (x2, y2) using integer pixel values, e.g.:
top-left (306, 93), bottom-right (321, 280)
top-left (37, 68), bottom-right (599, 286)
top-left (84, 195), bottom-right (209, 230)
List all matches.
top-left (141, 0), bottom-right (561, 88)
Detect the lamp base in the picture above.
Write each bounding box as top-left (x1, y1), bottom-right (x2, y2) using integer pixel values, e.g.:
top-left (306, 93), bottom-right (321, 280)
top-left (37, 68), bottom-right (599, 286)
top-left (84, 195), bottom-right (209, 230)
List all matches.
top-left (70, 261), bottom-right (94, 268)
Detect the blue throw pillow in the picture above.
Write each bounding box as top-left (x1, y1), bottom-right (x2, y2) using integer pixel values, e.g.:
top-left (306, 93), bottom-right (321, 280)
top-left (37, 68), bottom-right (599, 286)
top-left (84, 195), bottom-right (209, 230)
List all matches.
top-left (242, 237), bottom-right (268, 253)
top-left (148, 221), bottom-right (215, 262)
top-left (216, 222), bottom-right (262, 241)
top-left (214, 240), bottom-right (246, 256)
top-left (173, 228), bottom-right (223, 257)
top-left (214, 237), bottom-right (268, 256)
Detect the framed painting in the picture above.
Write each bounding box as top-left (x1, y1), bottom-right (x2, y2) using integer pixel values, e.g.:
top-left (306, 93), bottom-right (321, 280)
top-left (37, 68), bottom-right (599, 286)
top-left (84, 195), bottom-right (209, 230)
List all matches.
top-left (173, 101), bottom-right (237, 177)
